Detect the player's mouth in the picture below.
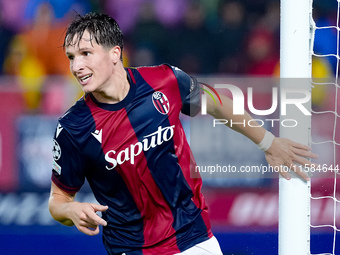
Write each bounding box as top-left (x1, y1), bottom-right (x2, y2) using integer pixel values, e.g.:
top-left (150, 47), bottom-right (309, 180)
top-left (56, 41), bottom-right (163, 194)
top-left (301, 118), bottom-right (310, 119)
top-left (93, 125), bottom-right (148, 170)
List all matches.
top-left (78, 74), bottom-right (93, 85)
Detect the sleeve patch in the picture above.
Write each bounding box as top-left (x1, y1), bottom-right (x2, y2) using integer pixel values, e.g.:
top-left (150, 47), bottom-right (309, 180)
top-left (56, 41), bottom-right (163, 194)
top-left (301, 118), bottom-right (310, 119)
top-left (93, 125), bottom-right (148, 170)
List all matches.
top-left (52, 160), bottom-right (61, 175)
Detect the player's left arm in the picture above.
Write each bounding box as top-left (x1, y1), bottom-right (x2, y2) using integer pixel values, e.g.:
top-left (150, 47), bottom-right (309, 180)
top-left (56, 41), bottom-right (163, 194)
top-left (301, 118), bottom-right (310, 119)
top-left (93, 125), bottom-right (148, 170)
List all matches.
top-left (206, 94), bottom-right (318, 181)
top-left (49, 182), bottom-right (108, 236)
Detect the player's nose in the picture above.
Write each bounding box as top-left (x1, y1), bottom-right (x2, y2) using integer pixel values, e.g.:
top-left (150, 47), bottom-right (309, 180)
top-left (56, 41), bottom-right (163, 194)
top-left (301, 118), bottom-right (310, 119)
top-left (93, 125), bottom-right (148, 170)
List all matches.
top-left (71, 57), bottom-right (85, 73)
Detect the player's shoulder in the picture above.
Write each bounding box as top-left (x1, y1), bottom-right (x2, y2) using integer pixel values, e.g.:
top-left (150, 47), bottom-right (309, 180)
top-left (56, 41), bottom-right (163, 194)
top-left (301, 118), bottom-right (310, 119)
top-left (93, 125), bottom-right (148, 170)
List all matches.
top-left (57, 96), bottom-right (92, 130)
top-left (133, 64), bottom-right (189, 83)
top-left (135, 63), bottom-right (170, 71)
top-left (134, 64), bottom-right (186, 75)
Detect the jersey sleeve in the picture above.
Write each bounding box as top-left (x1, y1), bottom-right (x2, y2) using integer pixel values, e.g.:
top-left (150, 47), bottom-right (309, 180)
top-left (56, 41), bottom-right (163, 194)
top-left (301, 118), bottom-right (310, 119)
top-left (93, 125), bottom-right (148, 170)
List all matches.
top-left (51, 123), bottom-right (85, 193)
top-left (169, 65), bottom-right (201, 117)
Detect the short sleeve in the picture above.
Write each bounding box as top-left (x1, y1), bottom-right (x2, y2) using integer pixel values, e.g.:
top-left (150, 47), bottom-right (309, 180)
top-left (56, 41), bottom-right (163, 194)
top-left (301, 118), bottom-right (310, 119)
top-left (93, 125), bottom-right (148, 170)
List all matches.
top-left (169, 65), bottom-right (201, 116)
top-left (51, 123), bottom-right (85, 193)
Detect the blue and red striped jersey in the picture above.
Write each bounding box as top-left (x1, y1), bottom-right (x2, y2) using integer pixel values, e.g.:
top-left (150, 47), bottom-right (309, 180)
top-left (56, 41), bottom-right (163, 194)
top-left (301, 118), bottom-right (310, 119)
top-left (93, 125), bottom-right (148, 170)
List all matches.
top-left (51, 64), bottom-right (212, 255)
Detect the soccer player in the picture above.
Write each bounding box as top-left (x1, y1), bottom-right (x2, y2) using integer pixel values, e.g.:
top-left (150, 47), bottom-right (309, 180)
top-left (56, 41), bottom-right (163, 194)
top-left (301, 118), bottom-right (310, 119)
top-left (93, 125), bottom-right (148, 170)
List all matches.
top-left (48, 13), bottom-right (317, 255)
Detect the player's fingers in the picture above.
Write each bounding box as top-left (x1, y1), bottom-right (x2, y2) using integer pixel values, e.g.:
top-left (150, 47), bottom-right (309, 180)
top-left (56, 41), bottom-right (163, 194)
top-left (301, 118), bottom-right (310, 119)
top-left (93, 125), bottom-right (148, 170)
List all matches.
top-left (79, 220), bottom-right (98, 230)
top-left (292, 147), bottom-right (318, 159)
top-left (292, 153), bottom-right (318, 168)
top-left (278, 165), bottom-right (291, 180)
top-left (289, 140), bottom-right (311, 150)
top-left (92, 204), bottom-right (109, 212)
top-left (86, 209), bottom-right (108, 227)
top-left (78, 217), bottom-right (102, 235)
top-left (290, 163), bottom-right (310, 181)
top-left (78, 225), bottom-right (100, 236)
top-left (290, 141), bottom-right (319, 159)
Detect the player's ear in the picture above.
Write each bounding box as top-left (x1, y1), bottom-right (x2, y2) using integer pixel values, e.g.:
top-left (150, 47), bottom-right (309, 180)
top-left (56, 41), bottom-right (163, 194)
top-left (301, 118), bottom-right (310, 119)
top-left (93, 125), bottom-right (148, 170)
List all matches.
top-left (110, 46), bottom-right (121, 64)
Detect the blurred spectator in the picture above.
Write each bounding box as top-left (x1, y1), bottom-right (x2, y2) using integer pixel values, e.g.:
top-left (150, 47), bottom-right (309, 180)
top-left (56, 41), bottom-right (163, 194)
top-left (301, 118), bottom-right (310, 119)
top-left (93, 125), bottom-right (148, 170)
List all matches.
top-left (4, 2), bottom-right (71, 111)
top-left (216, 0), bottom-right (247, 74)
top-left (154, 0), bottom-right (188, 28)
top-left (170, 1), bottom-right (216, 74)
top-left (21, 2), bottom-right (70, 75)
top-left (262, 0), bottom-right (280, 34)
top-left (313, 7), bottom-right (338, 75)
top-left (24, 0), bottom-right (91, 22)
top-left (3, 35), bottom-right (45, 110)
top-left (0, 0), bottom-right (29, 32)
top-left (244, 28), bottom-right (279, 76)
top-left (105, 0), bottom-right (142, 35)
top-left (242, 0), bottom-right (269, 28)
top-left (130, 1), bottom-right (167, 66)
top-left (5, 2), bottom-right (70, 76)
top-left (0, 0), bottom-right (337, 79)
top-left (311, 57), bottom-right (333, 110)
top-left (0, 10), bottom-right (14, 74)
top-left (199, 0), bottom-right (220, 28)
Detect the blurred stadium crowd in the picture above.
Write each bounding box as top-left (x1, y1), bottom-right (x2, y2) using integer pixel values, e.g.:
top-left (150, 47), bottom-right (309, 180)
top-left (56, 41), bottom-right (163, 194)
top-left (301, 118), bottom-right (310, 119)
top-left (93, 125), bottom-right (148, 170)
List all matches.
top-left (0, 0), bottom-right (337, 112)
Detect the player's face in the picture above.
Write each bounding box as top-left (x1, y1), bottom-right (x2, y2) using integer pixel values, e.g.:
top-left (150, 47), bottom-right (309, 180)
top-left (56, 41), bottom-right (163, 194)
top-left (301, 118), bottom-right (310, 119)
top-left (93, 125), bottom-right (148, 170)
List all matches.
top-left (65, 30), bottom-right (117, 94)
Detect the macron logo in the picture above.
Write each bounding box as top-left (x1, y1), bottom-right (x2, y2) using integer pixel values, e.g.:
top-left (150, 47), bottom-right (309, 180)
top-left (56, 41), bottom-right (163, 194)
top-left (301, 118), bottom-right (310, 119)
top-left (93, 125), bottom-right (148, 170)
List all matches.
top-left (56, 123), bottom-right (63, 138)
top-left (92, 129), bottom-right (102, 143)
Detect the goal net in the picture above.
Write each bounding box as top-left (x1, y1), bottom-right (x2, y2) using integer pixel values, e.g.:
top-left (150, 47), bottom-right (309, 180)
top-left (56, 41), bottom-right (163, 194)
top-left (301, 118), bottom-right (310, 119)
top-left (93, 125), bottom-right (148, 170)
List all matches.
top-left (280, 0), bottom-right (340, 254)
top-left (309, 0), bottom-right (340, 254)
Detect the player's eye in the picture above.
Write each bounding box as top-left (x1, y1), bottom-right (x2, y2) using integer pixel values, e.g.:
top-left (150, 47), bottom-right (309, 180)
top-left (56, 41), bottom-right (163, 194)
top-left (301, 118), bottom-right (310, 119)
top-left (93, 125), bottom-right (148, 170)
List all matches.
top-left (83, 51), bottom-right (90, 56)
top-left (67, 55), bottom-right (74, 61)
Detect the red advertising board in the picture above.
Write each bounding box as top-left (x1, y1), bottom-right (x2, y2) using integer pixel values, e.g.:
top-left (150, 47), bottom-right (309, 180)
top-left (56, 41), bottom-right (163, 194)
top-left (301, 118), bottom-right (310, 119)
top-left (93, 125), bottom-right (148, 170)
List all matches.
top-left (203, 186), bottom-right (340, 232)
top-left (0, 89), bottom-right (24, 191)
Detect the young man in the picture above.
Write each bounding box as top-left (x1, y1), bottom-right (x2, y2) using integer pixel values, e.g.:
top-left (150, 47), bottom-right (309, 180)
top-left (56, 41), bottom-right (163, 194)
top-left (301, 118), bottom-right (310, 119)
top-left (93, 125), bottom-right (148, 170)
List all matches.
top-left (49, 13), bottom-right (317, 255)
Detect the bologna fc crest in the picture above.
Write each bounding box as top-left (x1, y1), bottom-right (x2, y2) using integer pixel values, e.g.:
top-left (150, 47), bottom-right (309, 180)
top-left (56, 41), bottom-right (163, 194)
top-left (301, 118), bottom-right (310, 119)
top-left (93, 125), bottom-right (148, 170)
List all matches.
top-left (152, 91), bottom-right (170, 115)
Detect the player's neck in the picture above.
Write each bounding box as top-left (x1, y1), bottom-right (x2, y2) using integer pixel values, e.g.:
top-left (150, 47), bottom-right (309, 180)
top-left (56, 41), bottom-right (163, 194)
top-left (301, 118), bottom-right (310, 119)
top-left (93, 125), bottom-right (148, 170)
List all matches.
top-left (91, 63), bottom-right (130, 104)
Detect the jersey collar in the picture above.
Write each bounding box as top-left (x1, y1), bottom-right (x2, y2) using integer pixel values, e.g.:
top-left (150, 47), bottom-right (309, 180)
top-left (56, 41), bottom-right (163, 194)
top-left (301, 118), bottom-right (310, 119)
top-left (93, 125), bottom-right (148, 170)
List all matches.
top-left (88, 68), bottom-right (136, 111)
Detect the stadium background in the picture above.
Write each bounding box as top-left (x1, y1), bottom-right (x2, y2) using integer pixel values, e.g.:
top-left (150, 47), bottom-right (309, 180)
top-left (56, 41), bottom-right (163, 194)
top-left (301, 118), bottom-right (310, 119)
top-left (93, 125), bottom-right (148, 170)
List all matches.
top-left (0, 0), bottom-right (338, 254)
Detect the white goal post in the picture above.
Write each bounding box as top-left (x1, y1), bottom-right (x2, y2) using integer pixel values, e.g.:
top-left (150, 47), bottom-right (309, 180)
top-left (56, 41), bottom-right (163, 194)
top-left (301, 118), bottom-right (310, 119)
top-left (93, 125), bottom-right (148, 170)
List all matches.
top-left (279, 0), bottom-right (313, 254)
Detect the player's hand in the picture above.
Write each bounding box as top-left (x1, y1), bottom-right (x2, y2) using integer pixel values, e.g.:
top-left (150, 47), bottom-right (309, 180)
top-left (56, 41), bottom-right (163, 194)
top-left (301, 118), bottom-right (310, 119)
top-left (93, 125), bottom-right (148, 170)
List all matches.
top-left (67, 202), bottom-right (108, 236)
top-left (264, 137), bottom-right (318, 181)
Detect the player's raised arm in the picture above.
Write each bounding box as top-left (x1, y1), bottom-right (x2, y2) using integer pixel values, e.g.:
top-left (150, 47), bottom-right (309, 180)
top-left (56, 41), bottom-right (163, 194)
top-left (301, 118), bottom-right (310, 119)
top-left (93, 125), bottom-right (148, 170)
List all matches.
top-left (48, 182), bottom-right (108, 236)
top-left (205, 94), bottom-right (318, 180)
